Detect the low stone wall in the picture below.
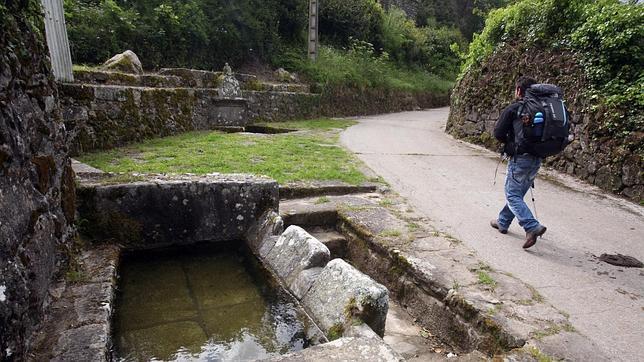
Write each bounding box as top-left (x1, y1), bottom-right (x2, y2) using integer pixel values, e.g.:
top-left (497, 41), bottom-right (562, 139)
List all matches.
top-left (243, 90), bottom-right (321, 122)
top-left (77, 174), bottom-right (279, 249)
top-left (59, 83), bottom-right (248, 155)
top-left (447, 43), bottom-right (643, 202)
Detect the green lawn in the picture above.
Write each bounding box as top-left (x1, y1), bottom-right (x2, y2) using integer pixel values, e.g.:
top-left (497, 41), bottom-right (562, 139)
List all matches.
top-left (78, 119), bottom-right (367, 185)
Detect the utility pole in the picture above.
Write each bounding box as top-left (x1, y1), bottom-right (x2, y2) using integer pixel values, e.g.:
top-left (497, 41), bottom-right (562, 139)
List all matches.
top-left (308, 0), bottom-right (319, 61)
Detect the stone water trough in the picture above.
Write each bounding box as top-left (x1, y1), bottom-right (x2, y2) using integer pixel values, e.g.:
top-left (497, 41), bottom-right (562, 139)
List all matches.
top-left (29, 174), bottom-right (399, 361)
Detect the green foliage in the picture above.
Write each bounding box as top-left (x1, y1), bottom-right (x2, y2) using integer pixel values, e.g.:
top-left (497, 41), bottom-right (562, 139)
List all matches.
top-left (319, 0), bottom-right (385, 49)
top-left (570, 1), bottom-right (644, 137)
top-left (381, 7), bottom-right (466, 78)
top-left (416, 0), bottom-right (511, 39)
top-left (64, 0), bottom-right (307, 69)
top-left (460, 0), bottom-right (643, 141)
top-left (279, 41), bottom-right (454, 95)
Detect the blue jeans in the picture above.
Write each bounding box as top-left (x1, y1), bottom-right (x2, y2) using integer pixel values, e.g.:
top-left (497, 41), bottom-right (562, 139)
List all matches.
top-left (497, 154), bottom-right (542, 232)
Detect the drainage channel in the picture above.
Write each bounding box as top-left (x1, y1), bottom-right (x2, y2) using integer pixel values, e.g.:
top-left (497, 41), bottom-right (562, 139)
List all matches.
top-left (305, 227), bottom-right (479, 360)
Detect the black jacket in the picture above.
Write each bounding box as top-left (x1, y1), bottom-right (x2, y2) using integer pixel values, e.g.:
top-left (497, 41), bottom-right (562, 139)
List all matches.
top-left (494, 101), bottom-right (523, 156)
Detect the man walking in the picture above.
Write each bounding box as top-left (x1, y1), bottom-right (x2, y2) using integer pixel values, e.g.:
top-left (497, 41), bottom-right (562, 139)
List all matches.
top-left (491, 76), bottom-right (547, 249)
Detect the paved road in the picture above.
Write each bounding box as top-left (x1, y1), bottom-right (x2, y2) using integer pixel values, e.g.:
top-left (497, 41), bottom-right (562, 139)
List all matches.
top-left (341, 108), bottom-right (644, 361)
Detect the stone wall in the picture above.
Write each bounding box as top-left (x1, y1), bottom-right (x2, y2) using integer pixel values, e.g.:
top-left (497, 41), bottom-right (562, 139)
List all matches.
top-left (446, 43), bottom-right (643, 202)
top-left (0, 3), bottom-right (75, 360)
top-left (59, 83), bottom-right (247, 155)
top-left (77, 174), bottom-right (279, 249)
top-left (59, 68), bottom-right (450, 155)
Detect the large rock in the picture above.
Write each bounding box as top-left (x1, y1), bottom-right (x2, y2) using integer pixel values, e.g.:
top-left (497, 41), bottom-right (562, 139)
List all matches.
top-left (265, 226), bottom-right (330, 286)
top-left (102, 50), bottom-right (143, 74)
top-left (301, 259), bottom-right (389, 337)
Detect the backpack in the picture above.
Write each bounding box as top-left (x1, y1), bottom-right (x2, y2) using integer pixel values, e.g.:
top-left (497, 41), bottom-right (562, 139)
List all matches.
top-left (514, 84), bottom-right (571, 158)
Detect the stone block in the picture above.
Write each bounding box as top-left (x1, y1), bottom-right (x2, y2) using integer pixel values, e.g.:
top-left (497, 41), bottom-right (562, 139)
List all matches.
top-left (261, 335), bottom-right (402, 362)
top-left (265, 226), bottom-right (330, 285)
top-left (290, 267), bottom-right (324, 300)
top-left (77, 174), bottom-right (279, 248)
top-left (301, 259), bottom-right (389, 337)
top-left (245, 210), bottom-right (284, 252)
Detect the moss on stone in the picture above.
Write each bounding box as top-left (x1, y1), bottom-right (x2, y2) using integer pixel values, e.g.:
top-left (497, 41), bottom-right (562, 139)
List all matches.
top-left (327, 323), bottom-right (345, 341)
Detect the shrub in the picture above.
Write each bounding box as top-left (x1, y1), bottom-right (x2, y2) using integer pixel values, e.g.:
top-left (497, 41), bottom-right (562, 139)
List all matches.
top-left (318, 0), bottom-right (385, 49)
top-left (282, 40), bottom-right (454, 95)
top-left (381, 7), bottom-right (465, 79)
top-left (459, 0), bottom-right (643, 143)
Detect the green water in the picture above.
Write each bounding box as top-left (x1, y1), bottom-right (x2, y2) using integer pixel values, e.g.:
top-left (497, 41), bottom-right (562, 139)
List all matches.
top-left (113, 245), bottom-right (320, 361)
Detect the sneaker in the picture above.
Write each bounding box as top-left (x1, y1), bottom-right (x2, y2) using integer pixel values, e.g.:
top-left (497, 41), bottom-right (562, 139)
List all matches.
top-left (523, 225), bottom-right (547, 249)
top-left (490, 220), bottom-right (507, 234)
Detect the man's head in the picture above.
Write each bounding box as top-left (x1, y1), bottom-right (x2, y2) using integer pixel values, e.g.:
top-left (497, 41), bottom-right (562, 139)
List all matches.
top-left (515, 76), bottom-right (537, 98)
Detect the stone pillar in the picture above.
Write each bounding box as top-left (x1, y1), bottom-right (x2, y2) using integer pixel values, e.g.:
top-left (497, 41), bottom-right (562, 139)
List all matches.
top-left (41, 0), bottom-right (74, 82)
top-left (308, 0), bottom-right (319, 61)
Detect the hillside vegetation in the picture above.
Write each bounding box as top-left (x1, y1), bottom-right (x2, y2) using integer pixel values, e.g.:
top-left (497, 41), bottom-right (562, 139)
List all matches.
top-left (62, 0), bottom-right (500, 95)
top-left (461, 0), bottom-right (643, 141)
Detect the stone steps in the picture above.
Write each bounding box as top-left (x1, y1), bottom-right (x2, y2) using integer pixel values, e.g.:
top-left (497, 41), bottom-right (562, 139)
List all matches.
top-left (72, 68), bottom-right (311, 93)
top-left (307, 228), bottom-right (348, 259)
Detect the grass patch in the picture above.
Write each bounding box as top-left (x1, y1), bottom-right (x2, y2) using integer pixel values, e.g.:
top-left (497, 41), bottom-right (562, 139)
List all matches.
top-left (78, 119), bottom-right (367, 185)
top-left (283, 45), bottom-right (454, 95)
top-left (406, 221), bottom-right (421, 232)
top-left (378, 229), bottom-right (402, 238)
top-left (477, 271), bottom-right (497, 289)
top-left (256, 118), bottom-right (357, 130)
top-left (315, 196), bottom-right (330, 204)
top-left (526, 346), bottom-right (555, 362)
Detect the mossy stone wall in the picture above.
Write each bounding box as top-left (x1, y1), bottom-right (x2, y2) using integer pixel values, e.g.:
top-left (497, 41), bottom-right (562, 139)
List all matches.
top-left (0, 3), bottom-right (75, 359)
top-left (447, 43), bottom-right (642, 202)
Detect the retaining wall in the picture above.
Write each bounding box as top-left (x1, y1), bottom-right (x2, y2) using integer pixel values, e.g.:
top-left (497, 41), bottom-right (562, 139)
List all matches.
top-left (0, 4), bottom-right (75, 360)
top-left (446, 43), bottom-right (643, 202)
top-left (59, 68), bottom-right (449, 155)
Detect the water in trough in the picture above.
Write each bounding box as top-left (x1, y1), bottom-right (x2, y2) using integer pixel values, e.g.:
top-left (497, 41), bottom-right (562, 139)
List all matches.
top-left (113, 244), bottom-right (321, 361)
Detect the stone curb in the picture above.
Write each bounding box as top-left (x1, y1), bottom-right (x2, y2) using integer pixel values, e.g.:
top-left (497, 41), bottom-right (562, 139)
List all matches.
top-left (245, 218), bottom-right (392, 341)
top-left (27, 244), bottom-right (121, 361)
top-left (279, 182), bottom-right (378, 200)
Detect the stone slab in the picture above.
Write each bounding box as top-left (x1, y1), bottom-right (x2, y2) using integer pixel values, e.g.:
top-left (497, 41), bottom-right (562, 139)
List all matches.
top-left (260, 335), bottom-right (403, 362)
top-left (27, 244), bottom-right (120, 361)
top-left (265, 225), bottom-right (330, 285)
top-left (301, 259), bottom-right (389, 337)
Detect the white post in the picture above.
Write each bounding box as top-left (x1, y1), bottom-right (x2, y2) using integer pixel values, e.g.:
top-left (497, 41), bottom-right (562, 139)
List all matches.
top-left (41, 0), bottom-right (74, 82)
top-left (308, 0), bottom-right (319, 61)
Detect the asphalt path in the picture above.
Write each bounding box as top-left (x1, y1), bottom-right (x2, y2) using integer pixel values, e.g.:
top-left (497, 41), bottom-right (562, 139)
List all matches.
top-left (341, 108), bottom-right (644, 361)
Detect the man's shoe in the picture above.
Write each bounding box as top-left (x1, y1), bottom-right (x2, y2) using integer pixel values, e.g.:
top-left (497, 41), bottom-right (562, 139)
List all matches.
top-left (490, 220), bottom-right (507, 234)
top-left (523, 225), bottom-right (547, 249)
